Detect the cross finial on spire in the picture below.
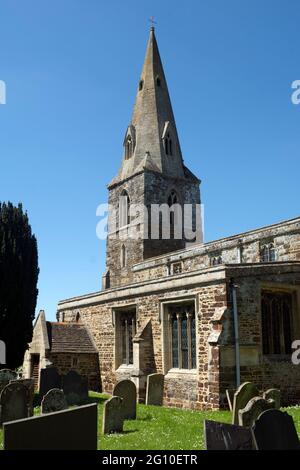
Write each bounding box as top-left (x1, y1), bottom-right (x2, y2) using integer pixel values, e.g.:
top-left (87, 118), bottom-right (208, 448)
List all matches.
top-left (149, 16), bottom-right (157, 30)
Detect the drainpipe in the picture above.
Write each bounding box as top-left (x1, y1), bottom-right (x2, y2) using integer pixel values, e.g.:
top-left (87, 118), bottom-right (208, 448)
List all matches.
top-left (230, 279), bottom-right (240, 388)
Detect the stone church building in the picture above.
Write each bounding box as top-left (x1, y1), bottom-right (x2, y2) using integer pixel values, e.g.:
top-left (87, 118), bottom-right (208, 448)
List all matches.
top-left (25, 28), bottom-right (300, 409)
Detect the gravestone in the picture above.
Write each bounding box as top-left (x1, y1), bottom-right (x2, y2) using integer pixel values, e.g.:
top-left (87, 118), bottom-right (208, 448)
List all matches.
top-left (263, 388), bottom-right (280, 409)
top-left (252, 409), bottom-right (300, 450)
top-left (39, 367), bottom-right (62, 397)
top-left (0, 369), bottom-right (18, 394)
top-left (3, 403), bottom-right (97, 450)
top-left (226, 389), bottom-right (234, 412)
top-left (239, 396), bottom-right (275, 427)
top-left (113, 380), bottom-right (136, 420)
top-left (41, 388), bottom-right (68, 414)
top-left (146, 373), bottom-right (164, 406)
top-left (0, 382), bottom-right (28, 425)
top-left (204, 420), bottom-right (254, 450)
top-left (10, 379), bottom-right (34, 417)
top-left (62, 370), bottom-right (88, 405)
top-left (103, 396), bottom-right (124, 434)
top-left (232, 382), bottom-right (259, 424)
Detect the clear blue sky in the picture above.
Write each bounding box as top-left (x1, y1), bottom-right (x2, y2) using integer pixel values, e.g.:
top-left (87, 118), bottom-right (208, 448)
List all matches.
top-left (0, 0), bottom-right (299, 321)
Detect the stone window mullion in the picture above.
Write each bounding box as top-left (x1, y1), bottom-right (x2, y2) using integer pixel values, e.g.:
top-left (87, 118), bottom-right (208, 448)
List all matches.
top-left (187, 311), bottom-right (192, 370)
top-left (177, 313), bottom-right (182, 369)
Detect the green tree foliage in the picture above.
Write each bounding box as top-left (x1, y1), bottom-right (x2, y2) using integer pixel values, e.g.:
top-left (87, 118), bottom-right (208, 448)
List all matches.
top-left (0, 202), bottom-right (39, 369)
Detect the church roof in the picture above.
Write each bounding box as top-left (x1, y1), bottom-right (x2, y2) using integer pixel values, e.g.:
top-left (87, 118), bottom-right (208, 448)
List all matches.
top-left (110, 28), bottom-right (194, 186)
top-left (46, 322), bottom-right (98, 354)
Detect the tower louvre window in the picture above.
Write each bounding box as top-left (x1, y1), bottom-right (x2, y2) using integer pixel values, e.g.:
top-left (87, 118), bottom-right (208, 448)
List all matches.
top-left (168, 190), bottom-right (178, 228)
top-left (165, 133), bottom-right (173, 156)
top-left (121, 244), bottom-right (127, 268)
top-left (119, 190), bottom-right (130, 227)
top-left (125, 135), bottom-right (133, 160)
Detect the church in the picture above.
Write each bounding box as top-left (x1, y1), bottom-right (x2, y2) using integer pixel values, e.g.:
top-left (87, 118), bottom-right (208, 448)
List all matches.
top-left (24, 28), bottom-right (300, 409)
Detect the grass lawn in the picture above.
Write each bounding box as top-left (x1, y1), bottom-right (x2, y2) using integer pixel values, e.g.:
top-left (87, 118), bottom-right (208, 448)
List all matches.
top-left (0, 392), bottom-right (300, 450)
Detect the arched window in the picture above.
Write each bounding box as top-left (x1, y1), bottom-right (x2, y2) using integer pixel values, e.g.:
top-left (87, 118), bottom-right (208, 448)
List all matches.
top-left (260, 243), bottom-right (276, 262)
top-left (125, 135), bottom-right (133, 160)
top-left (139, 79), bottom-right (144, 91)
top-left (165, 133), bottom-right (173, 156)
top-left (156, 76), bottom-right (161, 87)
top-left (75, 312), bottom-right (80, 323)
top-left (121, 245), bottom-right (127, 268)
top-left (119, 190), bottom-right (130, 227)
top-left (168, 190), bottom-right (178, 227)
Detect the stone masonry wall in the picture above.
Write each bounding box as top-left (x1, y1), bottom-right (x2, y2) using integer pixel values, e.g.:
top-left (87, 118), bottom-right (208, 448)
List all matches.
top-left (48, 352), bottom-right (101, 392)
top-left (219, 265), bottom-right (300, 407)
top-left (59, 278), bottom-right (228, 410)
top-left (132, 218), bottom-right (300, 283)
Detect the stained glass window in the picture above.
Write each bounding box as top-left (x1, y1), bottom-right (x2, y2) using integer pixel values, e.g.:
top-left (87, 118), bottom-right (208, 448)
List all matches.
top-left (120, 312), bottom-right (136, 365)
top-left (261, 292), bottom-right (293, 355)
top-left (170, 304), bottom-right (196, 370)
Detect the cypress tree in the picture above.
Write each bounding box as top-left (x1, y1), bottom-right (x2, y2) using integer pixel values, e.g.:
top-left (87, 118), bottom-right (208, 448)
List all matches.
top-left (0, 202), bottom-right (39, 369)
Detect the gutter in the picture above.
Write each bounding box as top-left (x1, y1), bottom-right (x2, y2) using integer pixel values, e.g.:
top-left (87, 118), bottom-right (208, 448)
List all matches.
top-left (230, 278), bottom-right (240, 388)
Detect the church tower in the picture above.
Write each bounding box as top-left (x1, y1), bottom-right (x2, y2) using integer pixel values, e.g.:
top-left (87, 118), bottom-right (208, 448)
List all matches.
top-left (103, 28), bottom-right (201, 289)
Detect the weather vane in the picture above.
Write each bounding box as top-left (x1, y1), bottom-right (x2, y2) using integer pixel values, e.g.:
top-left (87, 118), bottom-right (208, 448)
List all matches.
top-left (149, 16), bottom-right (157, 29)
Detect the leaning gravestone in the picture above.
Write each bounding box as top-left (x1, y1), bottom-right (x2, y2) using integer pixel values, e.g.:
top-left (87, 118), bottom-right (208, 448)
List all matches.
top-left (113, 380), bottom-right (136, 420)
top-left (3, 403), bottom-right (97, 450)
top-left (239, 396), bottom-right (275, 427)
top-left (10, 379), bottom-right (34, 417)
top-left (41, 388), bottom-right (68, 414)
top-left (232, 382), bottom-right (259, 425)
top-left (103, 396), bottom-right (124, 434)
top-left (263, 388), bottom-right (280, 409)
top-left (204, 420), bottom-right (254, 450)
top-left (146, 373), bottom-right (164, 406)
top-left (62, 370), bottom-right (88, 405)
top-left (252, 409), bottom-right (300, 450)
top-left (0, 382), bottom-right (28, 425)
top-left (39, 367), bottom-right (62, 397)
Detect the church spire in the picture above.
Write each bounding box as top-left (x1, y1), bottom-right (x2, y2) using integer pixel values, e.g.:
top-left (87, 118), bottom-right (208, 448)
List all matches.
top-left (112, 27), bottom-right (186, 185)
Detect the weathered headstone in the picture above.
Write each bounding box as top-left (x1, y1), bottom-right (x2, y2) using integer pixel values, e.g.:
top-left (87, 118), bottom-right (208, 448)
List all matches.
top-left (0, 382), bottom-right (28, 425)
top-left (226, 389), bottom-right (234, 412)
top-left (62, 370), bottom-right (88, 405)
top-left (146, 373), bottom-right (164, 406)
top-left (252, 409), bottom-right (300, 450)
top-left (0, 369), bottom-right (18, 381)
top-left (10, 379), bottom-right (34, 417)
top-left (232, 382), bottom-right (259, 424)
top-left (39, 367), bottom-right (62, 397)
top-left (3, 403), bottom-right (97, 450)
top-left (103, 396), bottom-right (124, 434)
top-left (239, 396), bottom-right (275, 427)
top-left (204, 420), bottom-right (254, 450)
top-left (0, 369), bottom-right (18, 394)
top-left (263, 388), bottom-right (280, 409)
top-left (113, 380), bottom-right (136, 420)
top-left (41, 388), bottom-right (68, 414)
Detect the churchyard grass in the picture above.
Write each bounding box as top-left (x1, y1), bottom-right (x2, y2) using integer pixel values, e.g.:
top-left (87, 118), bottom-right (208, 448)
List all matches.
top-left (0, 392), bottom-right (300, 450)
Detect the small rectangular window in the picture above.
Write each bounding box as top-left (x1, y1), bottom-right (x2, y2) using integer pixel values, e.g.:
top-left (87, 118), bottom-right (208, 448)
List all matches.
top-left (172, 262), bottom-right (182, 274)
